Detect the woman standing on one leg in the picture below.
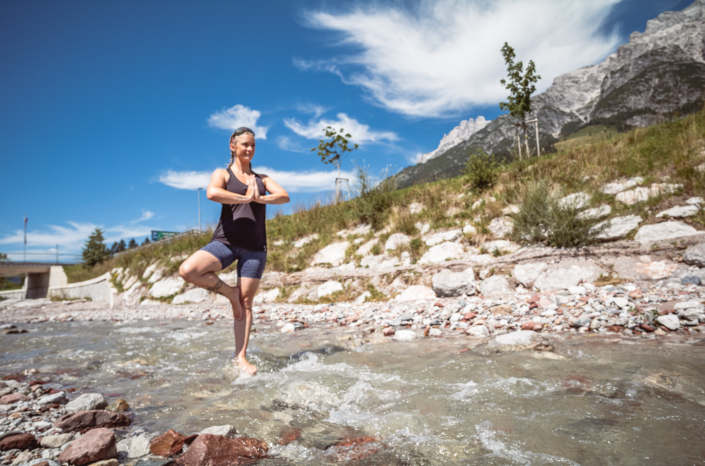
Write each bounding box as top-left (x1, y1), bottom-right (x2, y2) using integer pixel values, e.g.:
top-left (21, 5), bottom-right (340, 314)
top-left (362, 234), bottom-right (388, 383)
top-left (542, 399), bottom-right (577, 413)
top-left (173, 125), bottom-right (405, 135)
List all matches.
top-left (179, 127), bottom-right (289, 375)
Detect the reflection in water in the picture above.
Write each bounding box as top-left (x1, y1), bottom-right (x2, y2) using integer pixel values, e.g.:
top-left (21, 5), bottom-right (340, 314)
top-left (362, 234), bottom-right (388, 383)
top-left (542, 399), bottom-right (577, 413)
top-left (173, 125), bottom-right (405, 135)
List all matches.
top-left (2, 321), bottom-right (705, 465)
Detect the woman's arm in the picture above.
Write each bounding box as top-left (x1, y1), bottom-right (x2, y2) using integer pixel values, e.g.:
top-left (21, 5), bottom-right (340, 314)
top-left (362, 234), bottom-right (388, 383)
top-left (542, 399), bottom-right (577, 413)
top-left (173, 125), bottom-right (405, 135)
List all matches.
top-left (253, 175), bottom-right (290, 205)
top-left (206, 169), bottom-right (254, 205)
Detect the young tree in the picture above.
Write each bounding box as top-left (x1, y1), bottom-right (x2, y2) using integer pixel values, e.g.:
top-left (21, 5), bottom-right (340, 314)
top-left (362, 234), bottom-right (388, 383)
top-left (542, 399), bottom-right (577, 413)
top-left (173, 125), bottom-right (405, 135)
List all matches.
top-left (311, 127), bottom-right (358, 202)
top-left (82, 228), bottom-right (109, 268)
top-left (499, 42), bottom-right (541, 158)
top-left (141, 237), bottom-right (151, 246)
top-left (128, 238), bottom-right (138, 249)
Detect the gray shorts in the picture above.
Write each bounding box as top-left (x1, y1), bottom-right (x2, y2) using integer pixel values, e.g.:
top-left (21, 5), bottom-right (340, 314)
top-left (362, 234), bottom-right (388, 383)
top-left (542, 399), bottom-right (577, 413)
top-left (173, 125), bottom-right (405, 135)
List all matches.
top-left (201, 241), bottom-right (267, 279)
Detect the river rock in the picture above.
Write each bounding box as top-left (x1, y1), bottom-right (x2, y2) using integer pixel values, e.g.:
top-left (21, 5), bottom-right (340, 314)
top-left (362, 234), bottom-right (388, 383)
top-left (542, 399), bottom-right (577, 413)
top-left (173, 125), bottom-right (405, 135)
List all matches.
top-left (58, 428), bottom-right (117, 466)
top-left (253, 288), bottom-right (280, 304)
top-left (0, 433), bottom-right (37, 451)
top-left (488, 330), bottom-right (549, 351)
top-left (559, 192), bottom-right (590, 209)
top-left (174, 434), bottom-right (268, 466)
top-left (393, 329), bottom-right (417, 341)
top-left (65, 393), bottom-right (107, 414)
top-left (280, 323), bottom-right (296, 333)
top-left (89, 461), bottom-right (118, 466)
top-left (466, 325), bottom-right (489, 337)
top-left (395, 285), bottom-right (437, 302)
top-left (37, 391), bottom-right (66, 405)
top-left (432, 268), bottom-right (476, 297)
top-left (200, 425), bottom-right (237, 438)
top-left (479, 276), bottom-right (512, 296)
top-left (656, 314), bottom-right (680, 331)
top-left (172, 288), bottom-right (210, 305)
top-left (116, 434), bottom-right (150, 459)
top-left (317, 281), bottom-right (343, 298)
top-left (656, 205), bottom-right (699, 218)
top-left (150, 429), bottom-right (186, 457)
top-left (513, 263), bottom-right (548, 287)
top-left (577, 204), bottom-right (611, 220)
top-left (312, 241), bottom-right (350, 266)
top-left (0, 393), bottom-right (29, 404)
top-left (149, 277), bottom-right (185, 298)
top-left (419, 242), bottom-right (464, 264)
top-left (488, 217), bottom-right (513, 238)
top-left (40, 434), bottom-right (73, 449)
top-left (385, 233), bottom-right (410, 251)
top-left (534, 263), bottom-right (604, 291)
top-left (683, 244), bottom-right (705, 267)
top-left (106, 399), bottom-right (129, 412)
top-left (423, 229), bottom-right (462, 246)
top-left (54, 410), bottom-right (130, 432)
top-left (595, 215), bottom-right (642, 240)
top-left (601, 177), bottom-right (643, 195)
top-left (634, 221), bottom-right (700, 244)
top-left (355, 239), bottom-right (378, 256)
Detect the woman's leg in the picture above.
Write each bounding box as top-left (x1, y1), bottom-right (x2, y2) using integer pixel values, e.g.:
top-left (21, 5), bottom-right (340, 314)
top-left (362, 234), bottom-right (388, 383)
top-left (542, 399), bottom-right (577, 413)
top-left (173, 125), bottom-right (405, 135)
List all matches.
top-left (234, 276), bottom-right (260, 375)
top-left (179, 250), bottom-right (244, 320)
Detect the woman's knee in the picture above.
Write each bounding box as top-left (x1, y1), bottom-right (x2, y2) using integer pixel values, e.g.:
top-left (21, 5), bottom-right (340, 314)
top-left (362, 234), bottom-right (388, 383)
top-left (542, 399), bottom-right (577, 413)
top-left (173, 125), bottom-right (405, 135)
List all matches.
top-left (179, 261), bottom-right (196, 282)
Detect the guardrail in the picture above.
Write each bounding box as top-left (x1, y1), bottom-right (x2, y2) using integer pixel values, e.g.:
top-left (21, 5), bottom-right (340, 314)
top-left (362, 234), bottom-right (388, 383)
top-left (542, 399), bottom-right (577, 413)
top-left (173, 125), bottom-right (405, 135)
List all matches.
top-left (112, 229), bottom-right (206, 256)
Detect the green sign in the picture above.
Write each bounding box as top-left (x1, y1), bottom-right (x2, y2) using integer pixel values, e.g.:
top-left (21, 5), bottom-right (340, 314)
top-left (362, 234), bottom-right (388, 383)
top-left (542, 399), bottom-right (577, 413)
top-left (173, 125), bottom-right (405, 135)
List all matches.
top-left (151, 231), bottom-right (179, 242)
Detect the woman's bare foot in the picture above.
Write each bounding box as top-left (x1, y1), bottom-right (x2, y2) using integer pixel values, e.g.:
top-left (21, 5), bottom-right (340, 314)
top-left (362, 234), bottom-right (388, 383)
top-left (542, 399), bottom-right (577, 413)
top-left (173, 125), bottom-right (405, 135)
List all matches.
top-left (236, 356), bottom-right (257, 375)
top-left (221, 286), bottom-right (244, 320)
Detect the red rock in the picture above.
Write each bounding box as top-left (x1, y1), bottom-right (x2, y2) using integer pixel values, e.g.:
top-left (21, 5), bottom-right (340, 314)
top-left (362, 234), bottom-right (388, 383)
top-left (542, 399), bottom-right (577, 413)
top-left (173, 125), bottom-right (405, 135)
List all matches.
top-left (0, 433), bottom-right (37, 451)
top-left (639, 323), bottom-right (655, 332)
top-left (464, 312), bottom-right (477, 320)
top-left (346, 316), bottom-right (358, 323)
top-left (184, 434), bottom-right (198, 445)
top-left (325, 436), bottom-right (381, 462)
top-left (174, 434), bottom-right (267, 466)
top-left (58, 428), bottom-right (117, 466)
top-left (529, 295), bottom-right (540, 303)
top-left (434, 302), bottom-right (444, 307)
top-left (1, 374), bottom-right (26, 382)
top-left (29, 380), bottom-right (49, 386)
top-left (277, 426), bottom-right (302, 446)
top-left (629, 290), bottom-right (643, 299)
top-left (150, 429), bottom-right (186, 457)
top-left (423, 325), bottom-right (430, 337)
top-left (0, 393), bottom-right (30, 405)
top-left (54, 410), bottom-right (130, 432)
top-left (33, 462), bottom-right (50, 466)
top-left (383, 328), bottom-right (395, 337)
top-left (607, 325), bottom-right (623, 332)
top-left (538, 298), bottom-right (552, 308)
top-left (529, 302), bottom-right (539, 310)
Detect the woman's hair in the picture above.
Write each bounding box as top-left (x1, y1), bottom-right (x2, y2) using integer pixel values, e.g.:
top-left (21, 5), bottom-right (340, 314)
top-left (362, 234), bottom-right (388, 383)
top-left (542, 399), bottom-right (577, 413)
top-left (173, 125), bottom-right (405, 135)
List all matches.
top-left (228, 127), bottom-right (255, 169)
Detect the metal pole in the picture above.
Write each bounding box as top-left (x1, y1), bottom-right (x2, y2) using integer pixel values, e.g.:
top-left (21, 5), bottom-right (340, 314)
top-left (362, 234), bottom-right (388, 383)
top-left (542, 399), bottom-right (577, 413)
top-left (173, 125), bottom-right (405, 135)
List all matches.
top-left (23, 216), bottom-right (27, 262)
top-left (535, 120), bottom-right (540, 156)
top-left (56, 244), bottom-right (59, 264)
top-left (197, 188), bottom-right (202, 232)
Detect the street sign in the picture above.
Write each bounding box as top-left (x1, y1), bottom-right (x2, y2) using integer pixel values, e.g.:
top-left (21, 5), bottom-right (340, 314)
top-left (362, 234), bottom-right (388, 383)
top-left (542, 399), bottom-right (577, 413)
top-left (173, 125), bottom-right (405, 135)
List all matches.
top-left (151, 231), bottom-right (179, 242)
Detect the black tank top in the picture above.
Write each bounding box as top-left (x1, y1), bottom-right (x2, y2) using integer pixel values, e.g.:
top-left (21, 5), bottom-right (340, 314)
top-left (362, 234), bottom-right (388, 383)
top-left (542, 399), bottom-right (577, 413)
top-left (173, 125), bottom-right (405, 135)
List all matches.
top-left (211, 168), bottom-right (267, 252)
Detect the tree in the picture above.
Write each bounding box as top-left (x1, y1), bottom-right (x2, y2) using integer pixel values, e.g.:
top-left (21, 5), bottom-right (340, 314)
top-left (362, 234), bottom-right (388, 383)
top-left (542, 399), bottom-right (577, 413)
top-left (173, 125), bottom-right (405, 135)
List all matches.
top-left (311, 127), bottom-right (358, 202)
top-left (499, 42), bottom-right (541, 158)
top-left (109, 242), bottom-right (118, 256)
top-left (116, 239), bottom-right (127, 253)
top-left (82, 228), bottom-right (109, 268)
top-left (141, 237), bottom-right (151, 246)
top-left (128, 238), bottom-right (138, 249)
top-left (0, 252), bottom-right (7, 262)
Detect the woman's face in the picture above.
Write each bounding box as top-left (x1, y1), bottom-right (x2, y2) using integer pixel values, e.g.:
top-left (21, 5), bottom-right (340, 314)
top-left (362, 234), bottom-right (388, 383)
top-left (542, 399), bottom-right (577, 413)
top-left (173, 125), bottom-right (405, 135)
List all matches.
top-left (231, 133), bottom-right (255, 162)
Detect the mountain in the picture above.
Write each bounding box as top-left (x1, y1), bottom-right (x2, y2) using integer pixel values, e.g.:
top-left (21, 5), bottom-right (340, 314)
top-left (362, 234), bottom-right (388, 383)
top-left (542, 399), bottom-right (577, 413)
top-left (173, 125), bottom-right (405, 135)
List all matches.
top-left (395, 0), bottom-right (705, 189)
top-left (417, 116), bottom-right (490, 163)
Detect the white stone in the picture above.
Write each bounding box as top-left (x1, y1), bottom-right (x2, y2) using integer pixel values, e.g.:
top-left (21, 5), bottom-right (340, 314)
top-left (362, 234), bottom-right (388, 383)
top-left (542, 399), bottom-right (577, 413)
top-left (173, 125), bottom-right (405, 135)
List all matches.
top-left (317, 281), bottom-right (343, 298)
top-left (513, 263), bottom-right (548, 287)
top-left (656, 205), bottom-right (699, 218)
top-left (294, 234), bottom-right (318, 248)
top-left (479, 275), bottom-right (512, 296)
top-left (354, 291), bottom-right (371, 304)
top-left (429, 328), bottom-right (443, 337)
top-left (172, 288), bottom-right (210, 305)
top-left (423, 229), bottom-right (462, 246)
top-left (122, 275), bottom-right (138, 290)
top-left (140, 299), bottom-right (162, 306)
top-left (577, 204), bottom-right (611, 220)
top-left (488, 330), bottom-right (542, 351)
top-left (615, 183), bottom-right (682, 205)
top-left (200, 425), bottom-right (237, 438)
top-left (311, 241), bottom-right (350, 267)
top-left (281, 322), bottom-right (296, 333)
top-left (219, 271), bottom-right (238, 283)
top-left (408, 202), bottom-right (424, 214)
top-left (415, 222), bottom-right (431, 234)
top-left (686, 197), bottom-right (704, 205)
top-left (393, 329), bottom-right (418, 341)
top-left (253, 288), bottom-right (280, 304)
top-left (683, 244), bottom-right (705, 268)
top-left (337, 224), bottom-right (371, 237)
top-left (656, 314), bottom-right (680, 331)
top-left (360, 254), bottom-right (398, 269)
top-left (634, 221), bottom-right (700, 244)
top-left (419, 242), bottom-right (464, 264)
top-left (147, 268), bottom-right (165, 284)
top-left (117, 434), bottom-right (150, 458)
top-left (482, 240), bottom-right (521, 254)
top-left (463, 224), bottom-right (477, 235)
top-left (595, 215), bottom-right (642, 240)
top-left (466, 325), bottom-right (489, 337)
top-left (37, 392), bottom-right (66, 405)
top-left (418, 116), bottom-right (490, 163)
top-left (40, 434), bottom-right (73, 449)
top-left (488, 217), bottom-right (513, 238)
top-left (469, 254), bottom-right (495, 265)
top-left (385, 234), bottom-right (410, 251)
top-left (601, 177), bottom-right (643, 195)
top-left (559, 192), bottom-right (590, 209)
top-left (432, 268), bottom-right (476, 297)
top-left (534, 263), bottom-right (604, 291)
top-left (502, 204), bottom-right (520, 215)
top-left (65, 393), bottom-right (107, 413)
top-left (142, 263), bottom-right (158, 279)
top-left (355, 239), bottom-right (378, 256)
top-left (149, 277), bottom-right (185, 298)
top-left (395, 285), bottom-right (437, 302)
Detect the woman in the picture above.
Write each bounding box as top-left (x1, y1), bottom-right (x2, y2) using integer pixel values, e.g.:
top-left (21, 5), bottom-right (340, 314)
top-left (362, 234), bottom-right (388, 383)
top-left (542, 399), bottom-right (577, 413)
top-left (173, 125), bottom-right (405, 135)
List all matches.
top-left (179, 127), bottom-right (289, 375)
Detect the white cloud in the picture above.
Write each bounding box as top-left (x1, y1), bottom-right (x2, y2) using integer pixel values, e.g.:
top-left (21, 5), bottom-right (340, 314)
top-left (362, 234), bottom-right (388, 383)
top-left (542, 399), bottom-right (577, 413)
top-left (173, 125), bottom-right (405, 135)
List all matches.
top-left (276, 136), bottom-right (310, 153)
top-left (298, 0), bottom-right (621, 117)
top-left (159, 170), bottom-right (211, 191)
top-left (134, 210), bottom-right (154, 222)
top-left (284, 113), bottom-right (398, 144)
top-left (207, 104), bottom-right (269, 139)
top-left (295, 102), bottom-right (328, 118)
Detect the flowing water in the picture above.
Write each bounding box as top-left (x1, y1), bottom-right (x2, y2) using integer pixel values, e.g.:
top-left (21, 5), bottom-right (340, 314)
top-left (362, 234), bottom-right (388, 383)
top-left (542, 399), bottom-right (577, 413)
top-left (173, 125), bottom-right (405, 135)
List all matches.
top-left (2, 321), bottom-right (705, 465)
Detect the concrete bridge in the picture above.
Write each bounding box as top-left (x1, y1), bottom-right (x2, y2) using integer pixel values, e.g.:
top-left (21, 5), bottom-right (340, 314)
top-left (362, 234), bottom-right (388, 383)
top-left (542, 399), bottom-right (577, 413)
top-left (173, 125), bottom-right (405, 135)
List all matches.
top-left (0, 262), bottom-right (68, 299)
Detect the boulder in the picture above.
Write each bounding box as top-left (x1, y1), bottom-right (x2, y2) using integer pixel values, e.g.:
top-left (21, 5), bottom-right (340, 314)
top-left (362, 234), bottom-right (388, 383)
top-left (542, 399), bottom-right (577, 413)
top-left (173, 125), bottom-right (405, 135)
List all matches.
top-left (559, 192), bottom-right (590, 209)
top-left (253, 288), bottom-right (280, 304)
top-left (577, 204), bottom-right (611, 220)
top-left (657, 314), bottom-right (680, 331)
top-left (311, 242), bottom-right (350, 267)
top-left (513, 263), bottom-right (548, 287)
top-left (317, 281), bottom-right (343, 298)
top-left (40, 434), bottom-right (73, 449)
top-left (150, 429), bottom-right (186, 457)
top-left (686, 197), bottom-right (704, 205)
top-left (149, 277), bottom-right (185, 298)
top-left (360, 254), bottom-right (398, 269)
top-left (634, 221), bottom-right (700, 244)
top-left (432, 268), bottom-right (476, 297)
top-left (147, 267), bottom-right (165, 284)
top-left (488, 217), bottom-right (513, 238)
top-left (37, 391), bottom-right (67, 405)
top-left (656, 205), bottom-right (699, 218)
top-left (395, 285), bottom-right (437, 302)
top-left (488, 330), bottom-right (551, 351)
top-left (354, 291), bottom-right (371, 304)
top-left (601, 177), bottom-right (643, 195)
top-left (54, 410), bottom-right (130, 432)
top-left (418, 242), bottom-right (464, 264)
top-left (615, 183), bottom-right (681, 205)
top-left (385, 234), bottom-right (410, 251)
top-left (423, 229), bottom-right (462, 246)
top-left (466, 325), bottom-right (489, 337)
top-left (595, 215), bottom-right (642, 240)
top-left (482, 240), bottom-right (521, 254)
top-left (58, 428), bottom-right (117, 466)
top-left (393, 330), bottom-right (417, 341)
top-left (354, 239), bottom-right (378, 256)
top-left (683, 243), bottom-right (705, 267)
top-left (65, 393), bottom-right (107, 414)
top-left (613, 257), bottom-right (679, 281)
top-left (116, 434), bottom-right (150, 459)
top-left (0, 433), bottom-right (37, 451)
top-left (172, 288), bottom-right (210, 305)
top-left (534, 263), bottom-right (604, 291)
top-left (478, 276), bottom-right (512, 296)
top-left (0, 393), bottom-right (29, 405)
top-left (174, 434), bottom-right (267, 466)
top-left (142, 263), bottom-right (158, 279)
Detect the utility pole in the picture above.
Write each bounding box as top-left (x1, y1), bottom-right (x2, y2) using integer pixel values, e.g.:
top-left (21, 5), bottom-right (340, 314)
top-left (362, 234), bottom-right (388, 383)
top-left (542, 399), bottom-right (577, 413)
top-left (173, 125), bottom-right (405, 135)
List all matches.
top-left (197, 188), bottom-right (203, 232)
top-left (23, 216), bottom-right (27, 262)
top-left (56, 244), bottom-right (59, 264)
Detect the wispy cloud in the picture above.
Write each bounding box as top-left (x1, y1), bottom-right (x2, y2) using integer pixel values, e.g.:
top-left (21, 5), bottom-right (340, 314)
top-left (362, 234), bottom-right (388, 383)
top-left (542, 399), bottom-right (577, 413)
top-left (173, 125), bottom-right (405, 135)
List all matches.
top-left (276, 136), bottom-right (310, 153)
top-left (207, 104), bottom-right (269, 139)
top-left (295, 102), bottom-right (329, 118)
top-left (159, 170), bottom-right (210, 191)
top-left (284, 113), bottom-right (397, 144)
top-left (297, 0), bottom-right (621, 117)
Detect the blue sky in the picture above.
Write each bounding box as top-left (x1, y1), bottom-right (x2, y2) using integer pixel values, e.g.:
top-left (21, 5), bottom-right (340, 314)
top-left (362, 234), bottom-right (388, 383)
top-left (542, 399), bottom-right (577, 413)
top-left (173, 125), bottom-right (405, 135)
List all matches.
top-left (0, 0), bottom-right (693, 262)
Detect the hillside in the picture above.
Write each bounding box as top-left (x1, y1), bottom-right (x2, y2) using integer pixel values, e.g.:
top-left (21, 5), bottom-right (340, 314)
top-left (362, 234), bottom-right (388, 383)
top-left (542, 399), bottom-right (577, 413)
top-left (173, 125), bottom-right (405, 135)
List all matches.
top-left (394, 0), bottom-right (705, 189)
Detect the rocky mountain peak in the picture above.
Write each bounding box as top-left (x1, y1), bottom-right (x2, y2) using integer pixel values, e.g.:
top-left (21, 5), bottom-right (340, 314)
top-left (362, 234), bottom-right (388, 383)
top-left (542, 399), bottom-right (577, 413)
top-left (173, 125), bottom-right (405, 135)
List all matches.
top-left (418, 116), bottom-right (490, 163)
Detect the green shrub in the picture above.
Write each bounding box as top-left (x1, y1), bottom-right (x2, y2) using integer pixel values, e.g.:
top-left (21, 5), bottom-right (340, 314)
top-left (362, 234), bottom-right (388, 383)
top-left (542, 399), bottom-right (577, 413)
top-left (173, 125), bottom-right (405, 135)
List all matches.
top-left (410, 238), bottom-right (422, 250)
top-left (511, 180), bottom-right (603, 248)
top-left (464, 149), bottom-right (498, 192)
top-left (353, 165), bottom-right (395, 229)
